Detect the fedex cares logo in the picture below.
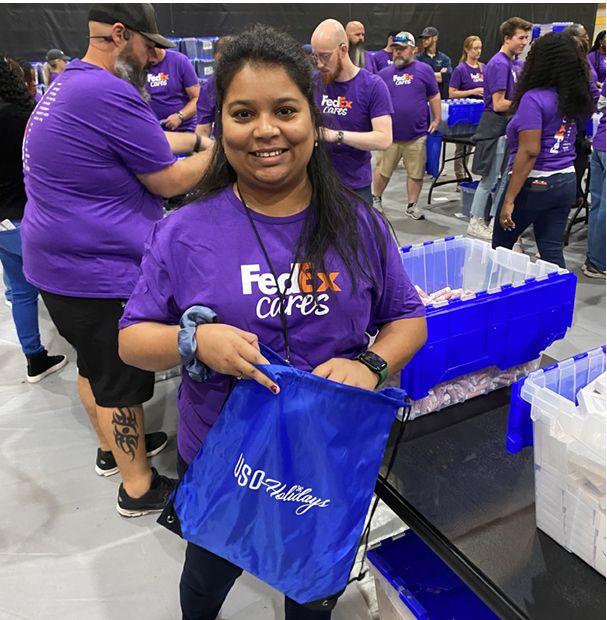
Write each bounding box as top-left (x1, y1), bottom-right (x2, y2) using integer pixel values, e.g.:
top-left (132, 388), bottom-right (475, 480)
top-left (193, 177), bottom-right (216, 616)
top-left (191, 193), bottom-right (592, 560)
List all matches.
top-left (241, 263), bottom-right (340, 319)
top-left (393, 73), bottom-right (414, 86)
top-left (470, 72), bottom-right (483, 83)
top-left (321, 94), bottom-right (352, 116)
top-left (148, 72), bottom-right (169, 87)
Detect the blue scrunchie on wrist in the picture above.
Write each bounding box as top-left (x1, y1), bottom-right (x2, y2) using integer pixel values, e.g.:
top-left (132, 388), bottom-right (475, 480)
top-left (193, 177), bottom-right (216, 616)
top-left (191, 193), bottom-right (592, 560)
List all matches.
top-left (178, 305), bottom-right (218, 382)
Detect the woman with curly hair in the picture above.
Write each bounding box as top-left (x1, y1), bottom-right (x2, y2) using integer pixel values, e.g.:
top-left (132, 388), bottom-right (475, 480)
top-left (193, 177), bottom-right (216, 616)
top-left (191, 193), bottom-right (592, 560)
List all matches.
top-left (0, 56), bottom-right (67, 381)
top-left (493, 33), bottom-right (594, 268)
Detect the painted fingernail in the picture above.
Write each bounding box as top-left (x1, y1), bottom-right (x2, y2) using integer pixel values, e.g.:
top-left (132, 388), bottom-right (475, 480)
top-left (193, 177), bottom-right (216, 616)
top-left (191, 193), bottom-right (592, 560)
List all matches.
top-left (271, 385), bottom-right (279, 394)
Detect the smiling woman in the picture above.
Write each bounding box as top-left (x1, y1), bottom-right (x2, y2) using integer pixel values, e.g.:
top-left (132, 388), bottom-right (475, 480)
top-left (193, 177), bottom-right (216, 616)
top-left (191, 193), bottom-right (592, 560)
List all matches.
top-left (117, 23), bottom-right (427, 620)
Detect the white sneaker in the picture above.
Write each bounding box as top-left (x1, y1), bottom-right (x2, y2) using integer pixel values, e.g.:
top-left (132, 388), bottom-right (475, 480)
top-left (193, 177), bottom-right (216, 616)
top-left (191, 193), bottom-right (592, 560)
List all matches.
top-left (466, 217), bottom-right (493, 241)
top-left (405, 202), bottom-right (424, 220)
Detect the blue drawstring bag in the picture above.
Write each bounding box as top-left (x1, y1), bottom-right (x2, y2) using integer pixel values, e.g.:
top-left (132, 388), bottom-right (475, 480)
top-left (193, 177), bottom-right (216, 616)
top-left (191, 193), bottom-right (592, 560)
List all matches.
top-left (159, 345), bottom-right (408, 608)
top-left (425, 130), bottom-right (442, 178)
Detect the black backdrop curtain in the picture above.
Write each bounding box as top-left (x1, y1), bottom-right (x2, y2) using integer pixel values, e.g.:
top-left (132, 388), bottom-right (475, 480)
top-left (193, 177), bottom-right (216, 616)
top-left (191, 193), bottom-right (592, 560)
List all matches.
top-left (0, 3), bottom-right (598, 66)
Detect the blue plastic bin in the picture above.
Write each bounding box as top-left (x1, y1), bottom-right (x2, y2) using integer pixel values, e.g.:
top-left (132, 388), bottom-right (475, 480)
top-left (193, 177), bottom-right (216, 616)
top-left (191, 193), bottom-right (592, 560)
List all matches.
top-left (506, 346), bottom-right (606, 454)
top-left (458, 181), bottom-right (479, 217)
top-left (367, 531), bottom-right (500, 620)
top-left (446, 100), bottom-right (483, 127)
top-left (400, 236), bottom-right (577, 400)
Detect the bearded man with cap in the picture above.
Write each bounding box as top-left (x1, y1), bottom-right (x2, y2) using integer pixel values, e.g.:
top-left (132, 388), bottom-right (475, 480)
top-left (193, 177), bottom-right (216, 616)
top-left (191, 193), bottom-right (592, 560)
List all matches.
top-left (44, 48), bottom-right (70, 87)
top-left (416, 27), bottom-right (453, 99)
top-left (21, 3), bottom-right (213, 518)
top-left (373, 32), bottom-right (441, 220)
top-left (311, 19), bottom-right (393, 206)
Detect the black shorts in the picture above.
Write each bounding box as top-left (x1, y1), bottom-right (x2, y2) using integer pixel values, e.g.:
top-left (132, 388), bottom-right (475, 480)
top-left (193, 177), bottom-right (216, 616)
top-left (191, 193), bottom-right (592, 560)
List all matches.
top-left (40, 291), bottom-right (154, 408)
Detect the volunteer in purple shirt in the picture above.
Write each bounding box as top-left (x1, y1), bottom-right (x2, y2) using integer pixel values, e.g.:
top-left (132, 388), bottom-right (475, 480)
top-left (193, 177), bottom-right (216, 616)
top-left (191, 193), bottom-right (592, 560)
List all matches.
top-left (588, 31), bottom-right (606, 88)
top-left (372, 30), bottom-right (400, 73)
top-left (345, 20), bottom-right (377, 72)
top-left (449, 36), bottom-right (485, 181)
top-left (43, 49), bottom-right (69, 87)
top-left (585, 81), bottom-right (606, 278)
top-left (372, 32), bottom-right (441, 221)
top-left (119, 25), bottom-right (427, 620)
top-left (145, 48), bottom-right (199, 131)
top-left (21, 3), bottom-right (214, 518)
top-left (195, 36), bottom-right (234, 139)
top-left (468, 17), bottom-right (531, 241)
top-left (311, 19), bottom-right (393, 206)
top-left (493, 33), bottom-right (593, 269)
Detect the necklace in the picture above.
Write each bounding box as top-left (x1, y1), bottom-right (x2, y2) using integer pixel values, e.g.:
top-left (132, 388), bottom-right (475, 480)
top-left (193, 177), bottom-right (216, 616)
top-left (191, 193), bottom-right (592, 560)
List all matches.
top-left (237, 183), bottom-right (307, 365)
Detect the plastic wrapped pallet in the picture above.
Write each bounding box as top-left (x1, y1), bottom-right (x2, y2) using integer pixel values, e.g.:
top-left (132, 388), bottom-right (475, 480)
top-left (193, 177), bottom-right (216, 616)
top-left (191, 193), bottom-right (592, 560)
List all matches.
top-left (509, 347), bottom-right (606, 575)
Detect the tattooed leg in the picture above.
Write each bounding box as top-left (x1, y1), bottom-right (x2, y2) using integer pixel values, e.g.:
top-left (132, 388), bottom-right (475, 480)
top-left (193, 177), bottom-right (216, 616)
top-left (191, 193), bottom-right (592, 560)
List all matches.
top-left (112, 406), bottom-right (140, 460)
top-left (97, 403), bottom-right (152, 497)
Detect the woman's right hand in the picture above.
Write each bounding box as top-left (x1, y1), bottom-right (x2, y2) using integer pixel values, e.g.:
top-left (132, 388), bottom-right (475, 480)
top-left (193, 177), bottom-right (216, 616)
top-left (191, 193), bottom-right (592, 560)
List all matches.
top-left (471, 87), bottom-right (484, 97)
top-left (195, 324), bottom-right (278, 394)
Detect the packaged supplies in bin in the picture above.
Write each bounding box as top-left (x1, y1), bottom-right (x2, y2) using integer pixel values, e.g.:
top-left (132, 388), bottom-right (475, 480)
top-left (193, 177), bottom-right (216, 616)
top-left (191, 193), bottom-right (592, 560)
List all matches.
top-left (385, 359), bottom-right (540, 420)
top-left (399, 236), bottom-right (576, 401)
top-left (367, 531), bottom-right (500, 620)
top-left (507, 347), bottom-right (606, 575)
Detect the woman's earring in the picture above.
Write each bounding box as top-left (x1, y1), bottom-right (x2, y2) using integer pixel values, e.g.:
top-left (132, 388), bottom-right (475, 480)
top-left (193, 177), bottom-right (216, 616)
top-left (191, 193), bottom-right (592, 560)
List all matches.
top-left (314, 140), bottom-right (319, 147)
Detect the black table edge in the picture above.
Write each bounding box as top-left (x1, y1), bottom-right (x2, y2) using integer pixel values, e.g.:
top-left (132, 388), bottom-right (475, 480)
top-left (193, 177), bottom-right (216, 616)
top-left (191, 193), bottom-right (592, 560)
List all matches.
top-left (375, 475), bottom-right (530, 620)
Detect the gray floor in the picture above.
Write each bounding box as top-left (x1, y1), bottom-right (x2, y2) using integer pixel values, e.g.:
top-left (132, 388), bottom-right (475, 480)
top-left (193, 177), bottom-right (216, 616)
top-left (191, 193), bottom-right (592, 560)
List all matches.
top-left (0, 149), bottom-right (604, 619)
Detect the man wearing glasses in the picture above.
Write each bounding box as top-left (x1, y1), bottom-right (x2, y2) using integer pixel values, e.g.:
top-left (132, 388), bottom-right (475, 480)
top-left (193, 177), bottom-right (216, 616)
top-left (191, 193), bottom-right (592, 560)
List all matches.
top-left (311, 19), bottom-right (393, 206)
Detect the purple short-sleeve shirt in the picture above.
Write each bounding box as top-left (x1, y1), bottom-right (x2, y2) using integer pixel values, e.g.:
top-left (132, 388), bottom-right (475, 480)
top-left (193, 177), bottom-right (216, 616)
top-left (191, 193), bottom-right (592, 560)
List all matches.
top-left (314, 69), bottom-right (393, 189)
top-left (484, 52), bottom-right (517, 114)
top-left (450, 62), bottom-right (484, 97)
top-left (119, 187), bottom-right (424, 463)
top-left (21, 59), bottom-right (175, 298)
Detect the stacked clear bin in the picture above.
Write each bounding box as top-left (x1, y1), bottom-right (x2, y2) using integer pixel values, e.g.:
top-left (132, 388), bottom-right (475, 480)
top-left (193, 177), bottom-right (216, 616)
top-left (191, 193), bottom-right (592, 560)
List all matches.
top-left (507, 347), bottom-right (606, 576)
top-left (169, 36), bottom-right (219, 83)
top-left (388, 236), bottom-right (577, 419)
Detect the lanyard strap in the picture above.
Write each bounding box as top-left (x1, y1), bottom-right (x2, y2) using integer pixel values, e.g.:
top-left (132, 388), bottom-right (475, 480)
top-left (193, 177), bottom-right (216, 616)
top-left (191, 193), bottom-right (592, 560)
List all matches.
top-left (237, 183), bottom-right (306, 365)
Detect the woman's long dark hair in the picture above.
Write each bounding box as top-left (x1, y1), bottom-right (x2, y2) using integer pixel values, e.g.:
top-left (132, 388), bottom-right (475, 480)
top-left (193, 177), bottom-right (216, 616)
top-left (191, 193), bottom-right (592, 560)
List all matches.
top-left (590, 30), bottom-right (606, 53)
top-left (0, 56), bottom-right (34, 109)
top-left (510, 33), bottom-right (594, 121)
top-left (184, 24), bottom-right (389, 295)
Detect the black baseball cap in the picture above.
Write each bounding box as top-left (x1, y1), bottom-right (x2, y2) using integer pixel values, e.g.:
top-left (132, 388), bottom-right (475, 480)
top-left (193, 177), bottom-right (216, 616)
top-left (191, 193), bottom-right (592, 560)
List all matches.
top-left (421, 27), bottom-right (439, 38)
top-left (88, 4), bottom-right (175, 48)
top-left (46, 49), bottom-right (71, 62)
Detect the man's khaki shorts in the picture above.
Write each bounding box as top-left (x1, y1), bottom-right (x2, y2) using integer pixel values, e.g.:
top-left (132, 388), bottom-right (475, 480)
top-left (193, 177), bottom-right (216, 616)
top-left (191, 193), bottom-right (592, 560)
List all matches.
top-left (377, 135), bottom-right (427, 180)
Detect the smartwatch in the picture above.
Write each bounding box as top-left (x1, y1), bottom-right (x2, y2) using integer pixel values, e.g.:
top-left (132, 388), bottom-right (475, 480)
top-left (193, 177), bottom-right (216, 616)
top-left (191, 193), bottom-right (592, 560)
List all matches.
top-left (177, 111), bottom-right (185, 121)
top-left (355, 351), bottom-right (389, 389)
top-left (337, 130), bottom-right (345, 145)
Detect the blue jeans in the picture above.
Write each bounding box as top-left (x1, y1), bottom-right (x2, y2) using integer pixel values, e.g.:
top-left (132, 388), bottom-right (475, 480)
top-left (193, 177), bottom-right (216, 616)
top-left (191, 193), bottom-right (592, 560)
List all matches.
top-left (492, 172), bottom-right (575, 269)
top-left (352, 184), bottom-right (373, 206)
top-left (3, 269), bottom-right (11, 301)
top-left (588, 148), bottom-right (606, 270)
top-left (176, 454), bottom-right (332, 620)
top-left (0, 222), bottom-right (44, 356)
top-left (470, 136), bottom-right (507, 218)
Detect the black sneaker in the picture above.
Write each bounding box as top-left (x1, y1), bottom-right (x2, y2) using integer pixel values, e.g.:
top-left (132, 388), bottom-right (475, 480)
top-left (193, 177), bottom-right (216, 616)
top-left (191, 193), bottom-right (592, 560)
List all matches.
top-left (582, 258), bottom-right (606, 279)
top-left (116, 467), bottom-right (177, 517)
top-left (26, 350), bottom-right (67, 384)
top-left (95, 431), bottom-right (169, 476)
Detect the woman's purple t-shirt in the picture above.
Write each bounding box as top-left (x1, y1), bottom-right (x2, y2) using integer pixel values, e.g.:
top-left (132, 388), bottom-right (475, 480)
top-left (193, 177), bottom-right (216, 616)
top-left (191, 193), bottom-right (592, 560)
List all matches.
top-left (119, 187), bottom-right (424, 463)
top-left (594, 82), bottom-right (606, 152)
top-left (506, 88), bottom-right (577, 172)
top-left (450, 62), bottom-right (484, 97)
top-left (587, 51), bottom-right (606, 85)
top-left (145, 50), bottom-right (200, 131)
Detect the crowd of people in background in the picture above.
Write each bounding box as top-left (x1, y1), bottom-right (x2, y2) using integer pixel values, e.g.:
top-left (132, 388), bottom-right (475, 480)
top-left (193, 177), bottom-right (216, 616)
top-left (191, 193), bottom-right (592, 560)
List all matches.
top-left (0, 4), bottom-right (605, 617)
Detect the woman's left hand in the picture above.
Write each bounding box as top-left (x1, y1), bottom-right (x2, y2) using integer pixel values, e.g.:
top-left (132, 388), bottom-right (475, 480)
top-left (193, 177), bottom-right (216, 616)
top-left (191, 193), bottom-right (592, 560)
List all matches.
top-left (312, 358), bottom-right (378, 390)
top-left (500, 200), bottom-right (516, 231)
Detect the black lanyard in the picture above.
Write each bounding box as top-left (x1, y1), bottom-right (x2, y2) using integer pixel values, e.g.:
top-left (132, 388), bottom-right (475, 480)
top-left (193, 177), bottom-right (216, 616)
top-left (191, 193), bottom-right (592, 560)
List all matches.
top-left (237, 183), bottom-right (306, 365)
